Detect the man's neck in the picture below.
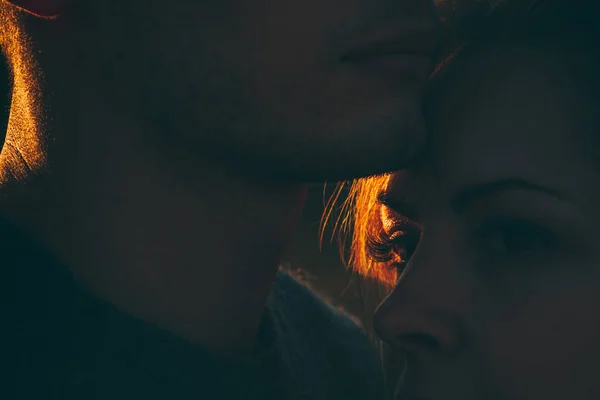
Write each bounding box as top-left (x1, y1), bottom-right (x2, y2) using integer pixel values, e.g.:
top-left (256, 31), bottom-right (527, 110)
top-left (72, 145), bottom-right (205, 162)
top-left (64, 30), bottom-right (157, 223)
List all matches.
top-left (5, 119), bottom-right (307, 355)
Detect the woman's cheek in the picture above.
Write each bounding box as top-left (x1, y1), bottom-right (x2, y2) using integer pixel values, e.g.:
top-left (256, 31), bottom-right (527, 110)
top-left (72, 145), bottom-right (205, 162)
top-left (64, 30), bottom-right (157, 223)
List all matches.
top-left (470, 273), bottom-right (600, 399)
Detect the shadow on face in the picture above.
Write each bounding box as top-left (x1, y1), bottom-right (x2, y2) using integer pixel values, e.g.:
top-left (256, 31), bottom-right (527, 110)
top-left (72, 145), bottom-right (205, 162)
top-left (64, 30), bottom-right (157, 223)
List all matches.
top-left (8, 0), bottom-right (440, 181)
top-left (372, 41), bottom-right (600, 400)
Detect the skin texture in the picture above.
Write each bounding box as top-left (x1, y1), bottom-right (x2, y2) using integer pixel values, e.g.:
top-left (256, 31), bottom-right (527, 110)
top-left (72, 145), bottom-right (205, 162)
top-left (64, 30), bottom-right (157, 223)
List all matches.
top-left (1, 0), bottom-right (438, 353)
top-left (373, 43), bottom-right (600, 399)
top-left (7, 0), bottom-right (438, 180)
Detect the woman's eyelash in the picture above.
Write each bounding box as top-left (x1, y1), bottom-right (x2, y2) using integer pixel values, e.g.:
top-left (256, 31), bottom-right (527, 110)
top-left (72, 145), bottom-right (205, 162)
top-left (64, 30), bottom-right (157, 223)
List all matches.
top-left (366, 230), bottom-right (398, 263)
top-left (365, 225), bottom-right (420, 273)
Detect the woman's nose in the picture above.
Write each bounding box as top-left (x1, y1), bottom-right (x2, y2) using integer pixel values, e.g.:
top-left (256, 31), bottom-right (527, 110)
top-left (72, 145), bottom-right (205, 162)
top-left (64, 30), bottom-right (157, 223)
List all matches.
top-left (372, 213), bottom-right (471, 358)
top-left (373, 292), bottom-right (460, 356)
top-left (372, 237), bottom-right (468, 357)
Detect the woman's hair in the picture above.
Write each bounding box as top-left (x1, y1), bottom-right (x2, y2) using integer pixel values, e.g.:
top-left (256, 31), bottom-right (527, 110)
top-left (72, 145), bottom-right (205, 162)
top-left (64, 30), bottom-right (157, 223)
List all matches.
top-left (323, 0), bottom-right (600, 290)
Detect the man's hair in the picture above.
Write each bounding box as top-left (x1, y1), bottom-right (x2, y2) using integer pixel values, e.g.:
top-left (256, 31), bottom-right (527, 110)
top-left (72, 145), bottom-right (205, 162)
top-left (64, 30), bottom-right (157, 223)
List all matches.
top-left (0, 2), bottom-right (21, 59)
top-left (321, 0), bottom-right (600, 287)
top-left (0, 2), bottom-right (48, 82)
top-left (0, 2), bottom-right (11, 43)
top-left (0, 3), bottom-right (17, 154)
top-left (0, 2), bottom-right (55, 184)
top-left (0, 2), bottom-right (36, 110)
top-left (1, 54), bottom-right (9, 141)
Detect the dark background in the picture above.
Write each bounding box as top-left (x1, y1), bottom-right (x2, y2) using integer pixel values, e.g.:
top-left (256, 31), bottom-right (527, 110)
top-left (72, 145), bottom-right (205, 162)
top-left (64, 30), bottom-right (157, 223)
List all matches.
top-left (0, 59), bottom-right (363, 317)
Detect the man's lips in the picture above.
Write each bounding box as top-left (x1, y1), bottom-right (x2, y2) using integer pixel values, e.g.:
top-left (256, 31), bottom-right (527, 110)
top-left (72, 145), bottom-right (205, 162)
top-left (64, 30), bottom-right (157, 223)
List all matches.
top-left (340, 24), bottom-right (438, 81)
top-left (341, 25), bottom-right (439, 63)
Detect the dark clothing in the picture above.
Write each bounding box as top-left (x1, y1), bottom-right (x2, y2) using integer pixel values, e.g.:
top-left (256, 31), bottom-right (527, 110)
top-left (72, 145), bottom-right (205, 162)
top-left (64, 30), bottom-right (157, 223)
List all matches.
top-left (5, 218), bottom-right (385, 399)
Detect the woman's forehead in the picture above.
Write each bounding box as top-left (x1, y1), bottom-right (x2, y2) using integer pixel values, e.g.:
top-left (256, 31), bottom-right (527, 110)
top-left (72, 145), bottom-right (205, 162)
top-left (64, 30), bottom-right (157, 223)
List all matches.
top-left (382, 42), bottom-right (600, 212)
top-left (423, 43), bottom-right (596, 189)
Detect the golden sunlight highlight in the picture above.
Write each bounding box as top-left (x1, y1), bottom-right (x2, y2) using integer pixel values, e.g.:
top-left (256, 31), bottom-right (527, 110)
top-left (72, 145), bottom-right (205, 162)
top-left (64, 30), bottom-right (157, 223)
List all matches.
top-left (321, 174), bottom-right (397, 288)
top-left (0, 4), bottom-right (48, 184)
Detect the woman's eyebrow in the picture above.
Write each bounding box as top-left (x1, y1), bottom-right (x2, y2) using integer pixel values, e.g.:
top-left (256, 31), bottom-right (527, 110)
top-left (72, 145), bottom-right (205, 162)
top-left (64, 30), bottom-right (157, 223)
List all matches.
top-left (450, 178), bottom-right (570, 213)
top-left (376, 191), bottom-right (418, 220)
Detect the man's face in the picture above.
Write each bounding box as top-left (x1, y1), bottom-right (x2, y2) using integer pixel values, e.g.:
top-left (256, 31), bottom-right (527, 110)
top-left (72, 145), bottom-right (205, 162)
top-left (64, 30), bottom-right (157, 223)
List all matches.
top-left (72, 0), bottom-right (438, 180)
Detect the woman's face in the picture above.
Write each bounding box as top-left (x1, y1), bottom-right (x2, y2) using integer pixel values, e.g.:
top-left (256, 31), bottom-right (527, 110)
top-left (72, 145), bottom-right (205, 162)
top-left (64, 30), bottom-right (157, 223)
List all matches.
top-left (373, 43), bottom-right (600, 400)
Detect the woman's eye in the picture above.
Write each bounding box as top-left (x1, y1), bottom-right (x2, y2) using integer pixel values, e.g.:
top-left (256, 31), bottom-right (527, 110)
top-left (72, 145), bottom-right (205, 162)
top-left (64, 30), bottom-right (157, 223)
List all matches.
top-left (366, 225), bottom-right (421, 274)
top-left (390, 231), bottom-right (420, 264)
top-left (477, 217), bottom-right (556, 260)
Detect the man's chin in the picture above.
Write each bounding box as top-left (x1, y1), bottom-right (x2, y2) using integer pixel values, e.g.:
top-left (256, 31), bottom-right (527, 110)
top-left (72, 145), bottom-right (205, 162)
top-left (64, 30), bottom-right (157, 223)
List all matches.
top-left (198, 109), bottom-right (427, 183)
top-left (290, 112), bottom-right (427, 182)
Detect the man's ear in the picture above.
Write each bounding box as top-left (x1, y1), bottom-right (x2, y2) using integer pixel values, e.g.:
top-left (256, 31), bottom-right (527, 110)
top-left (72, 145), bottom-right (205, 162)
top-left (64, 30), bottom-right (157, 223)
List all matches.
top-left (3, 0), bottom-right (67, 19)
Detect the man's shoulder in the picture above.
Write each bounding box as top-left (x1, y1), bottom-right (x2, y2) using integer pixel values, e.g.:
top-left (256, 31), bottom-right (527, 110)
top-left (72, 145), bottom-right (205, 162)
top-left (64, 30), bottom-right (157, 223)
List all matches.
top-left (269, 270), bottom-right (374, 359)
top-left (271, 270), bottom-right (362, 333)
top-left (268, 270), bottom-right (385, 399)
